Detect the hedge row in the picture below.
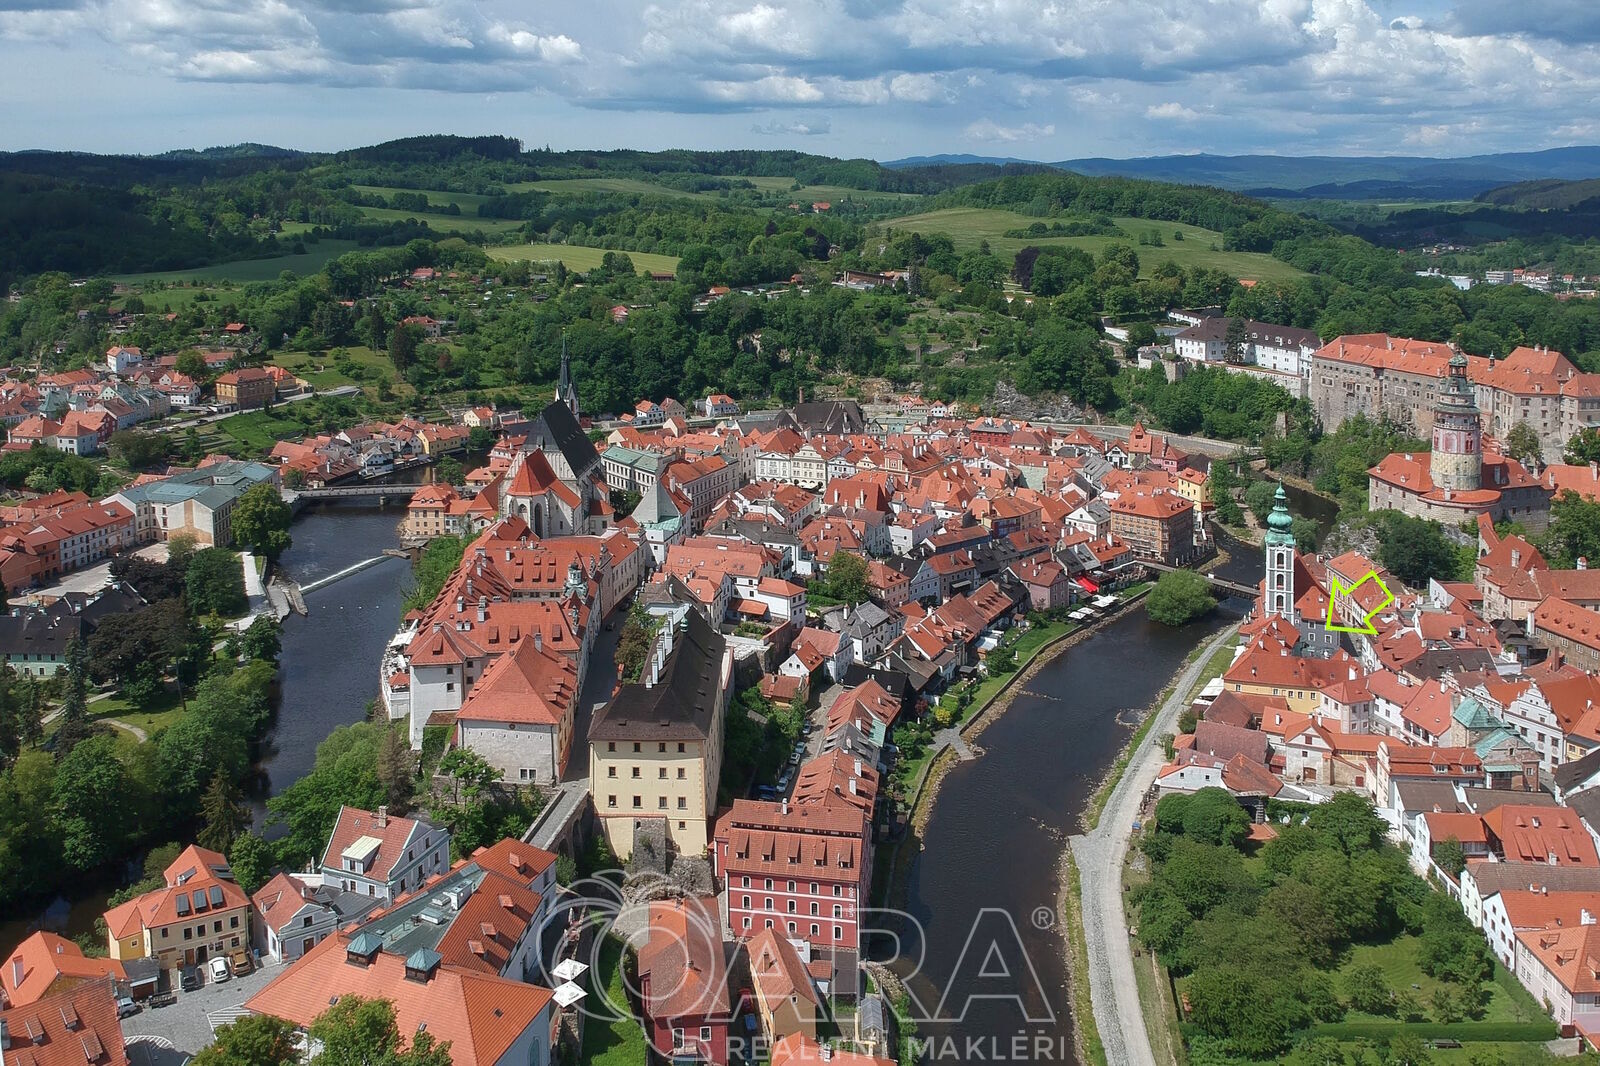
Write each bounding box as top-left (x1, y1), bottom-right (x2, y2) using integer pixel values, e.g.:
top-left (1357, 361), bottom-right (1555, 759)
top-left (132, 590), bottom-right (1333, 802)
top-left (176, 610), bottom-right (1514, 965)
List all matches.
top-left (1310, 1021), bottom-right (1557, 1043)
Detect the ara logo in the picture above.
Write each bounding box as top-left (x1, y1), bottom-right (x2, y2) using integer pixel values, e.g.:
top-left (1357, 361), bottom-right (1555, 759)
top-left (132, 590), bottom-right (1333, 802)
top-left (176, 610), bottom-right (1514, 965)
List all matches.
top-left (1325, 570), bottom-right (1394, 635)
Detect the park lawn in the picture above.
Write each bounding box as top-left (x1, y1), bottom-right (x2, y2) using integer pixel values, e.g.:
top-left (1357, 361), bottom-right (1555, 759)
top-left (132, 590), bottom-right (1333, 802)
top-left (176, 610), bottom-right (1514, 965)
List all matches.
top-left (215, 410), bottom-right (316, 456)
top-left (879, 207), bottom-right (1305, 282)
top-left (579, 936), bottom-right (648, 1066)
top-left (354, 205), bottom-right (528, 238)
top-left (90, 689), bottom-right (185, 739)
top-left (114, 283), bottom-right (243, 313)
top-left (275, 346), bottom-right (398, 390)
top-left (1327, 934), bottom-right (1548, 1027)
top-left (486, 243), bottom-right (682, 275)
top-left (110, 241), bottom-right (362, 285)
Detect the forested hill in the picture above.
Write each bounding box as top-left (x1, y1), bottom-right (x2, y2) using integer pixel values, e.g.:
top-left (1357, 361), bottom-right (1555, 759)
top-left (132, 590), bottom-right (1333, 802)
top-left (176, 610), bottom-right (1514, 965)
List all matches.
top-left (1476, 177), bottom-right (1600, 210)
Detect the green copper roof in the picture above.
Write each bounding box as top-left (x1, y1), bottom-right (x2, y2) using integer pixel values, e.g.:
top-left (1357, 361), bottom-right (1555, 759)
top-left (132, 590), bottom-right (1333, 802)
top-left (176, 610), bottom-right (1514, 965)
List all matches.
top-left (1264, 482), bottom-right (1295, 546)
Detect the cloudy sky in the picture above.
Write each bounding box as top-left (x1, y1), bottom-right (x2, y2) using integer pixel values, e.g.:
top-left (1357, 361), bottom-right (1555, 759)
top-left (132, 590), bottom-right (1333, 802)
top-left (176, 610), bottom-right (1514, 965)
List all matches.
top-left (3, 0), bottom-right (1598, 159)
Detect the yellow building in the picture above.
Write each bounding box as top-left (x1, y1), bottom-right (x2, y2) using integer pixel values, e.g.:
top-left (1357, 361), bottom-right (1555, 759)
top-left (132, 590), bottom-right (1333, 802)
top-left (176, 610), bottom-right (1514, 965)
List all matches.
top-left (589, 610), bottom-right (731, 859)
top-left (104, 845), bottom-right (253, 968)
top-left (1173, 466), bottom-right (1212, 511)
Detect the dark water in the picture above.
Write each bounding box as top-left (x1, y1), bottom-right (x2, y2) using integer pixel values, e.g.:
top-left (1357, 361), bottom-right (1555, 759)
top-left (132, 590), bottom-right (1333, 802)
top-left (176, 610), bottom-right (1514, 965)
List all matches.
top-left (253, 503), bottom-right (410, 802)
top-left (893, 538), bottom-right (1265, 1061)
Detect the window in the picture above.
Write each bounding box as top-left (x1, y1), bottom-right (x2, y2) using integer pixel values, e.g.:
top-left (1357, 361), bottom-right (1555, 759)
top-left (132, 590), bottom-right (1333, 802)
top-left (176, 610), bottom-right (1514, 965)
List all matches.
top-left (810, 902), bottom-right (819, 915)
top-left (810, 882), bottom-right (818, 894)
top-left (607, 794), bottom-right (617, 808)
top-left (658, 796), bottom-right (668, 809)
top-left (659, 743), bottom-right (667, 753)
top-left (633, 796), bottom-right (642, 808)
top-left (446, 682), bottom-right (454, 692)
top-left (787, 880), bottom-right (795, 892)
top-left (833, 905), bottom-right (842, 918)
top-left (633, 743), bottom-right (641, 753)
top-left (658, 768), bottom-right (667, 779)
top-left (811, 924), bottom-right (819, 936)
top-left (678, 821), bottom-right (686, 830)
top-left (678, 797), bottom-right (687, 810)
top-left (230, 916), bottom-right (239, 929)
top-left (672, 1028), bottom-right (685, 1048)
top-left (608, 766), bottom-right (617, 778)
top-left (742, 895), bottom-right (750, 908)
top-left (678, 743), bottom-right (686, 753)
top-left (677, 768), bottom-right (686, 779)
top-left (765, 897), bottom-right (773, 909)
top-left (834, 926), bottom-right (843, 940)
top-left (788, 921), bottom-right (797, 934)
top-left (742, 877), bottom-right (750, 888)
top-left (213, 920), bottom-right (222, 933)
top-left (765, 878), bottom-right (773, 890)
top-left (632, 766), bottom-right (641, 779)
top-left (700, 1027), bottom-right (711, 1043)
top-left (183, 928), bottom-right (192, 940)
top-left (607, 742), bottom-right (615, 752)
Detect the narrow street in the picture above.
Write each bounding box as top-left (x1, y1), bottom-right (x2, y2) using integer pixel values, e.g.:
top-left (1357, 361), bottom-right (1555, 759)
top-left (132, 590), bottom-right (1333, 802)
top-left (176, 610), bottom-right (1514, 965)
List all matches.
top-left (1068, 625), bottom-right (1236, 1066)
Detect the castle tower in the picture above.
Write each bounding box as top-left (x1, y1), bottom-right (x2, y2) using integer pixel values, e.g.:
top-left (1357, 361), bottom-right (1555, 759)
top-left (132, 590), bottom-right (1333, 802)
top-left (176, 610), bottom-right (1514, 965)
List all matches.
top-left (1264, 482), bottom-right (1296, 620)
top-left (1430, 350), bottom-right (1481, 493)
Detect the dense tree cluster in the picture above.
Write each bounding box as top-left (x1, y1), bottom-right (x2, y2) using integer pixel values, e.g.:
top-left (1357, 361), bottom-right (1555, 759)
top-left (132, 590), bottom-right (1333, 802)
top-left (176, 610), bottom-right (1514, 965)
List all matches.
top-left (1136, 790), bottom-right (1497, 1061)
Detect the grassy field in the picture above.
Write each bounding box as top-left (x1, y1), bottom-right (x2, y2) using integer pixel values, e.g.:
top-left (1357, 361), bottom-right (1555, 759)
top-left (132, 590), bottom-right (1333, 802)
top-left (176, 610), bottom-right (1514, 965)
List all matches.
top-left (505, 177), bottom-right (701, 199)
top-left (350, 185), bottom-right (503, 211)
top-left (486, 243), bottom-right (682, 275)
top-left (273, 345), bottom-right (400, 392)
top-left (579, 936), bottom-right (647, 1066)
top-left (879, 207), bottom-right (1306, 281)
top-left (213, 410), bottom-right (318, 456)
top-left (111, 241), bottom-right (362, 286)
top-left (112, 284), bottom-right (242, 312)
top-left (1326, 936), bottom-right (1548, 1026)
top-left (354, 205), bottom-right (528, 238)
top-left (90, 689), bottom-right (184, 738)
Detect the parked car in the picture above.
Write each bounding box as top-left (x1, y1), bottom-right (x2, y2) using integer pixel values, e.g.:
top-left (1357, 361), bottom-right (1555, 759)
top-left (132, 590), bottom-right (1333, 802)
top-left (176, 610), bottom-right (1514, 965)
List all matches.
top-left (208, 956), bottom-right (231, 984)
top-left (179, 968), bottom-right (201, 992)
top-left (229, 949), bottom-right (253, 977)
top-left (115, 995), bottom-right (139, 1019)
top-left (148, 990), bottom-right (177, 1009)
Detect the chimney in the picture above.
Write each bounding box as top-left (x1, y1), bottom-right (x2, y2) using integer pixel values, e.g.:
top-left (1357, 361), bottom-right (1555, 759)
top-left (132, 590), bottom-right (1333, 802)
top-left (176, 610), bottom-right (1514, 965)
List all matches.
top-left (1585, 909), bottom-right (1597, 926)
top-left (1512, 549), bottom-right (1521, 568)
top-left (10, 956), bottom-right (21, 988)
top-left (781, 798), bottom-right (789, 816)
top-left (534, 630), bottom-right (543, 652)
top-left (477, 597), bottom-right (487, 623)
top-left (376, 805), bottom-right (388, 828)
top-left (1582, 558), bottom-right (1590, 571)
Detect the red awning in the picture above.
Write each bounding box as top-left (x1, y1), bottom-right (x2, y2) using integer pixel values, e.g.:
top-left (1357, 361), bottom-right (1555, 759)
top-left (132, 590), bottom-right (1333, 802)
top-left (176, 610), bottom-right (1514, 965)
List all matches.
top-left (1075, 576), bottom-right (1099, 593)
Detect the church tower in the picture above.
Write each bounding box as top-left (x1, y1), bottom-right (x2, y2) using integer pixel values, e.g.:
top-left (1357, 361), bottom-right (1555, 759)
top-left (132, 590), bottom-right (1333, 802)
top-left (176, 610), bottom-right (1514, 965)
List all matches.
top-left (555, 332), bottom-right (579, 420)
top-left (1430, 350), bottom-right (1481, 493)
top-left (1264, 482), bottom-right (1296, 620)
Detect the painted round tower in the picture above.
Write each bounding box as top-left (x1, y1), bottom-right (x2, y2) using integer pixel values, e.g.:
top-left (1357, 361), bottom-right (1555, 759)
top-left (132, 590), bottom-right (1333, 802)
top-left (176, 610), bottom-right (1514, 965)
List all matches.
top-left (1431, 350), bottom-right (1481, 493)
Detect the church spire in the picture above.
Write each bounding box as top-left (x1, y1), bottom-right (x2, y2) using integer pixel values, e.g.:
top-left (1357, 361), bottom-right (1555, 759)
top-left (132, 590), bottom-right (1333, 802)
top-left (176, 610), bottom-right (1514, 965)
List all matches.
top-left (556, 331), bottom-right (578, 419)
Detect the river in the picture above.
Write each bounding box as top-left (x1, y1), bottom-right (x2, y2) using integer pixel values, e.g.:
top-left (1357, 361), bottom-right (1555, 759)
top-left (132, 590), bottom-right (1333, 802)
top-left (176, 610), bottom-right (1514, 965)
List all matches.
top-left (251, 502), bottom-right (411, 804)
top-left (891, 533), bottom-right (1264, 1062)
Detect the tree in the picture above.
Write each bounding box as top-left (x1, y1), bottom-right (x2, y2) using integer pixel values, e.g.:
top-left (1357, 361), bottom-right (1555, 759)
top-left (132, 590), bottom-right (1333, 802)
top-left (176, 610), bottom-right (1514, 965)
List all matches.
top-left (467, 426), bottom-right (494, 453)
top-left (1343, 961), bottom-right (1394, 1015)
top-left (376, 726), bottom-right (415, 813)
top-left (198, 770), bottom-right (250, 853)
top-left (1543, 490), bottom-right (1600, 568)
top-left (389, 323), bottom-right (420, 372)
top-left (438, 748), bottom-right (498, 804)
top-left (310, 996), bottom-right (451, 1066)
top-left (1433, 836), bottom-right (1467, 879)
top-left (53, 734), bottom-right (128, 871)
top-left (1505, 420), bottom-right (1543, 466)
top-left (1308, 792), bottom-right (1388, 855)
top-left (1146, 570), bottom-right (1217, 627)
top-left (1224, 317), bottom-right (1250, 364)
top-left (817, 551), bottom-right (869, 604)
top-left (1376, 512), bottom-right (1461, 588)
top-left (187, 548), bottom-right (248, 616)
top-left (232, 483), bottom-right (292, 559)
top-left (55, 635), bottom-right (92, 753)
top-left (108, 430), bottom-right (169, 470)
top-left (1566, 427), bottom-right (1600, 465)
top-left (175, 350), bottom-right (210, 381)
top-left (1180, 788), bottom-right (1250, 847)
top-left (1244, 479), bottom-right (1280, 522)
top-left (167, 530), bottom-right (199, 571)
top-left (192, 1013), bottom-right (300, 1066)
top-left (434, 457), bottom-right (463, 487)
top-left (239, 616), bottom-right (282, 664)
top-left (228, 832), bottom-right (273, 895)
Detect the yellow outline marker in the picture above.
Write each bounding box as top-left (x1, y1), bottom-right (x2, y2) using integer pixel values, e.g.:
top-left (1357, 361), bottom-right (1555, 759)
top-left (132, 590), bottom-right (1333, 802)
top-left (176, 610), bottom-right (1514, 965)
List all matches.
top-left (1325, 570), bottom-right (1394, 635)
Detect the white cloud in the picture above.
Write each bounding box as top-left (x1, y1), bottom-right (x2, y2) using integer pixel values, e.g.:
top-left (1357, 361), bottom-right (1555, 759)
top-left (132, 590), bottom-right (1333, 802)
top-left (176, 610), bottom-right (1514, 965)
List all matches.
top-left (1145, 102), bottom-right (1203, 120)
top-left (963, 118), bottom-right (1054, 142)
top-left (751, 116), bottom-right (832, 135)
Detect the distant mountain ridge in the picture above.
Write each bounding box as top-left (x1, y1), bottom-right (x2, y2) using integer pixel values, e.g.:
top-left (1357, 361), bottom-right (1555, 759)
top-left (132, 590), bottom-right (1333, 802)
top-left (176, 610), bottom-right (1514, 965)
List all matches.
top-left (885, 146), bottom-right (1600, 197)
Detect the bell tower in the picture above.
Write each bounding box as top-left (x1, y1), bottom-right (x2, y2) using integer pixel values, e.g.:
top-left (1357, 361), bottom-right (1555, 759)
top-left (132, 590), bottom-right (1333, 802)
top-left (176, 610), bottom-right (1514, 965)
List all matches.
top-left (1264, 482), bottom-right (1295, 620)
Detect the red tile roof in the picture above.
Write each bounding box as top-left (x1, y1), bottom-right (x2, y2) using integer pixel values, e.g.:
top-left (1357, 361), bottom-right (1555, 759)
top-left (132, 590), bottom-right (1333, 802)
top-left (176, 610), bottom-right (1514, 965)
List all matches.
top-left (0, 977), bottom-right (127, 1066)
